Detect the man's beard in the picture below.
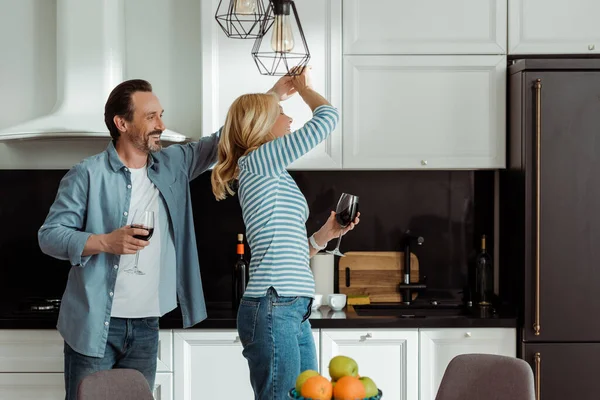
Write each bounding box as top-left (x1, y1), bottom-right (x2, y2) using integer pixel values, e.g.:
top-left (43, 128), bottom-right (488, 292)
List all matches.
top-left (131, 130), bottom-right (162, 153)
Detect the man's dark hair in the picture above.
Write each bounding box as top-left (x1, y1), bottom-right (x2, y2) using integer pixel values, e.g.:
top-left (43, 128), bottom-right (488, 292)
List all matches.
top-left (104, 79), bottom-right (153, 141)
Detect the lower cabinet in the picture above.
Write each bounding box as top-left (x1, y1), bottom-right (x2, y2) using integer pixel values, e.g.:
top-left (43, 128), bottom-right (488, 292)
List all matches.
top-left (0, 330), bottom-right (174, 400)
top-left (522, 342), bottom-right (600, 400)
top-left (173, 329), bottom-right (320, 399)
top-left (320, 329), bottom-right (419, 400)
top-left (419, 328), bottom-right (516, 400)
top-left (0, 373), bottom-right (64, 400)
top-left (0, 327), bottom-right (517, 400)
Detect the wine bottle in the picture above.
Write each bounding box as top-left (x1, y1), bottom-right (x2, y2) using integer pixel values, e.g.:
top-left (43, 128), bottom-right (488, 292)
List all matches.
top-left (475, 234), bottom-right (494, 306)
top-left (233, 233), bottom-right (249, 310)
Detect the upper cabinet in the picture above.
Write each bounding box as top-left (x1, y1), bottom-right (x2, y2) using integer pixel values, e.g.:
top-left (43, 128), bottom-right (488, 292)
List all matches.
top-left (200, 0), bottom-right (343, 170)
top-left (509, 0), bottom-right (600, 54)
top-left (343, 0), bottom-right (507, 55)
top-left (343, 55), bottom-right (506, 170)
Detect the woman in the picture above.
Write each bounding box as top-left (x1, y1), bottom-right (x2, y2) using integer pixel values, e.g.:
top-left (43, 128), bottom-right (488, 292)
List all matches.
top-left (211, 69), bottom-right (359, 399)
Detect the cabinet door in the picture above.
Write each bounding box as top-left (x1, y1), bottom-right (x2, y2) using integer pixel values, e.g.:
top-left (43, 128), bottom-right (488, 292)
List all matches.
top-left (153, 372), bottom-right (173, 400)
top-left (200, 0), bottom-right (342, 170)
top-left (173, 330), bottom-right (253, 399)
top-left (509, 0), bottom-right (600, 55)
top-left (419, 328), bottom-right (516, 400)
top-left (0, 330), bottom-right (173, 373)
top-left (343, 55), bottom-right (506, 169)
top-left (523, 343), bottom-right (600, 400)
top-left (520, 71), bottom-right (600, 342)
top-left (344, 0), bottom-right (506, 55)
top-left (320, 329), bottom-right (418, 400)
top-left (0, 330), bottom-right (63, 372)
top-left (0, 373), bottom-right (64, 400)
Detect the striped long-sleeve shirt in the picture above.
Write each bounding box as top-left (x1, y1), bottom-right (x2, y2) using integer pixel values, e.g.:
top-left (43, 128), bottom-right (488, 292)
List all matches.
top-left (238, 104), bottom-right (340, 298)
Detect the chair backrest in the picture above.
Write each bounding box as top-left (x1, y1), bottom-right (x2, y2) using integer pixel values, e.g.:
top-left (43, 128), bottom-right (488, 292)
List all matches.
top-left (77, 368), bottom-right (154, 400)
top-left (435, 354), bottom-right (535, 400)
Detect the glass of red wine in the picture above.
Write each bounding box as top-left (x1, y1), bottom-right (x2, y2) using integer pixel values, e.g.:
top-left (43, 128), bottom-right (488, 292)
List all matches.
top-left (326, 193), bottom-right (359, 257)
top-left (126, 210), bottom-right (155, 275)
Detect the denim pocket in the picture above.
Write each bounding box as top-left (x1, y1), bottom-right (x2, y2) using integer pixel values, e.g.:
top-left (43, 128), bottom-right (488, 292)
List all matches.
top-left (272, 296), bottom-right (300, 307)
top-left (237, 299), bottom-right (260, 347)
top-left (143, 317), bottom-right (160, 332)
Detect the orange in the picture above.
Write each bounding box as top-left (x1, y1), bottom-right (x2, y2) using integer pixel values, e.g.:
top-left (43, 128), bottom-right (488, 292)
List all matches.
top-left (301, 375), bottom-right (333, 400)
top-left (332, 376), bottom-right (366, 400)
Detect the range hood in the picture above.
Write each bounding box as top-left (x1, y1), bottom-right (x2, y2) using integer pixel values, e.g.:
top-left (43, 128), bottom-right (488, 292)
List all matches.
top-left (0, 0), bottom-right (190, 144)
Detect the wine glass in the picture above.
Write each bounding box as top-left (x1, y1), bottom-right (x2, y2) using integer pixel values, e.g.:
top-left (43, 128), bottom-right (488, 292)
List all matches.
top-left (126, 210), bottom-right (155, 275)
top-left (326, 193), bottom-right (359, 257)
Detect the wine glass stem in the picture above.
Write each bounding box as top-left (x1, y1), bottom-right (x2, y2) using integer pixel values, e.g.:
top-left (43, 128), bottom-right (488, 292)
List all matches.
top-left (134, 250), bottom-right (140, 269)
top-left (334, 233), bottom-right (343, 250)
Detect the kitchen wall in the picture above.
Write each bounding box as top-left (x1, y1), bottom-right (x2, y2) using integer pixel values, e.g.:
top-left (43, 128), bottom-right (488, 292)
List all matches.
top-left (193, 169), bottom-right (494, 303)
top-left (0, 168), bottom-right (494, 304)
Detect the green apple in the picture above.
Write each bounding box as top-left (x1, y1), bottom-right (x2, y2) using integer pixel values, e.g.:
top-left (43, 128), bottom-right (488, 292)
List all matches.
top-left (359, 376), bottom-right (378, 397)
top-left (295, 369), bottom-right (319, 392)
top-left (328, 355), bottom-right (359, 381)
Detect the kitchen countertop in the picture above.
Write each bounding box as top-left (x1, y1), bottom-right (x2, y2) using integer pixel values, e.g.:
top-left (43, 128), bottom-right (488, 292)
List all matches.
top-left (0, 303), bottom-right (517, 330)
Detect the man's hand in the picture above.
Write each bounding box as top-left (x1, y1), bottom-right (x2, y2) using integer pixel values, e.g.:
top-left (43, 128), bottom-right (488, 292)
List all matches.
top-left (100, 226), bottom-right (150, 255)
top-left (268, 75), bottom-right (297, 101)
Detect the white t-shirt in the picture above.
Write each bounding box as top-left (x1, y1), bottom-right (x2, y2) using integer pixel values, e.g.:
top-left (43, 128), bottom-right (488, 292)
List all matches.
top-left (111, 166), bottom-right (177, 318)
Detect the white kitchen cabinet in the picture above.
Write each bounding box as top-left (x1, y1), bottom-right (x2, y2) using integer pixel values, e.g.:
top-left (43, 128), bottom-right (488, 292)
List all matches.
top-left (0, 329), bottom-right (173, 373)
top-left (173, 330), bottom-right (252, 400)
top-left (344, 0), bottom-right (507, 55)
top-left (0, 329), bottom-right (172, 399)
top-left (0, 373), bottom-right (64, 400)
top-left (200, 0), bottom-right (343, 170)
top-left (153, 372), bottom-right (173, 400)
top-left (0, 329), bottom-right (63, 372)
top-left (343, 55), bottom-right (506, 170)
top-left (320, 329), bottom-right (419, 400)
top-left (419, 328), bottom-right (517, 400)
top-left (173, 329), bottom-right (320, 400)
top-left (508, 0), bottom-right (600, 55)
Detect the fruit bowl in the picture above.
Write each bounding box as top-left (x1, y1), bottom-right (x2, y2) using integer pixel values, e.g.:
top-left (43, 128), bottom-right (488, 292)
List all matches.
top-left (288, 388), bottom-right (383, 399)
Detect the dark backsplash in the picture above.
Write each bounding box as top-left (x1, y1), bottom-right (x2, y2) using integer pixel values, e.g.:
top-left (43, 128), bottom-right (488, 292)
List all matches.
top-left (0, 169), bottom-right (494, 303)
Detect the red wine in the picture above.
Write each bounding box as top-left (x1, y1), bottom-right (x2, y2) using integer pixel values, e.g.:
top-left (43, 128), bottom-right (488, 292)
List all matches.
top-left (336, 204), bottom-right (359, 228)
top-left (131, 224), bottom-right (154, 241)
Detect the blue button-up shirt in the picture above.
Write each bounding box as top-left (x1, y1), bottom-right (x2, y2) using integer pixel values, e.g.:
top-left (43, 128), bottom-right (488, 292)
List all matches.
top-left (38, 133), bottom-right (219, 357)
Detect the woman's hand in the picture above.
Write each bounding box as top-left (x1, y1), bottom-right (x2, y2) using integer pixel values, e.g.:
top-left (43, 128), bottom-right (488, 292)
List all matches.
top-left (290, 66), bottom-right (313, 94)
top-left (268, 75), bottom-right (297, 101)
top-left (313, 211), bottom-right (361, 246)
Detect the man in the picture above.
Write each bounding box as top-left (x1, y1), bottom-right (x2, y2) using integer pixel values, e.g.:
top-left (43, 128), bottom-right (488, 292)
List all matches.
top-left (38, 77), bottom-right (295, 399)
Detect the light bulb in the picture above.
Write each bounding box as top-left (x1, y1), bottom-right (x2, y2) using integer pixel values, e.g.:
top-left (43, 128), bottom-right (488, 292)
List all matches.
top-left (234, 0), bottom-right (257, 15)
top-left (271, 14), bottom-right (295, 52)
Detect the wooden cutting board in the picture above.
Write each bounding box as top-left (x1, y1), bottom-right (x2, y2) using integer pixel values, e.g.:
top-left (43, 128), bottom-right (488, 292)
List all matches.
top-left (338, 251), bottom-right (420, 302)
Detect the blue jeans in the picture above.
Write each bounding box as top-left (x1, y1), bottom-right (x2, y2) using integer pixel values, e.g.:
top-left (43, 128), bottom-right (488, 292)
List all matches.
top-left (238, 287), bottom-right (316, 400)
top-left (63, 317), bottom-right (159, 400)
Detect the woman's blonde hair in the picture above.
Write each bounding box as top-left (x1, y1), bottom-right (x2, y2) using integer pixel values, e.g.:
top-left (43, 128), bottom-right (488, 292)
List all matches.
top-left (211, 92), bottom-right (280, 200)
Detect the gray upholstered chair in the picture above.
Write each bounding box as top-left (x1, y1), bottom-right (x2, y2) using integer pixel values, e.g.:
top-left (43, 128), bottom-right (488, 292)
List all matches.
top-left (435, 354), bottom-right (535, 400)
top-left (77, 369), bottom-right (154, 400)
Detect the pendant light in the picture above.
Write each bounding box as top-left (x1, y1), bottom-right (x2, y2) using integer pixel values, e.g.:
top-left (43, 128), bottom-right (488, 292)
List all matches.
top-left (251, 0), bottom-right (310, 76)
top-left (215, 0), bottom-right (273, 39)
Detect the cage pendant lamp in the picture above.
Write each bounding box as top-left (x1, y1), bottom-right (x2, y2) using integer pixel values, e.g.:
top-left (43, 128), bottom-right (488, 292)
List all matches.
top-left (215, 0), bottom-right (274, 39)
top-left (251, 0), bottom-right (310, 76)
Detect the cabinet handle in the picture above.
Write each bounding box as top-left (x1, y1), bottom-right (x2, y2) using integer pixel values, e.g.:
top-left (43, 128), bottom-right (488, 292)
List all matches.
top-left (464, 332), bottom-right (472, 338)
top-left (534, 352), bottom-right (541, 400)
top-left (234, 336), bottom-right (241, 343)
top-left (359, 333), bottom-right (372, 342)
top-left (420, 160), bottom-right (428, 166)
top-left (533, 79), bottom-right (542, 336)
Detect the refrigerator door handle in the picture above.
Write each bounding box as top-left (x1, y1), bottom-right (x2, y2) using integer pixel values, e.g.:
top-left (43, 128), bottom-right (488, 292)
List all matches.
top-left (534, 352), bottom-right (541, 400)
top-left (534, 78), bottom-right (542, 337)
